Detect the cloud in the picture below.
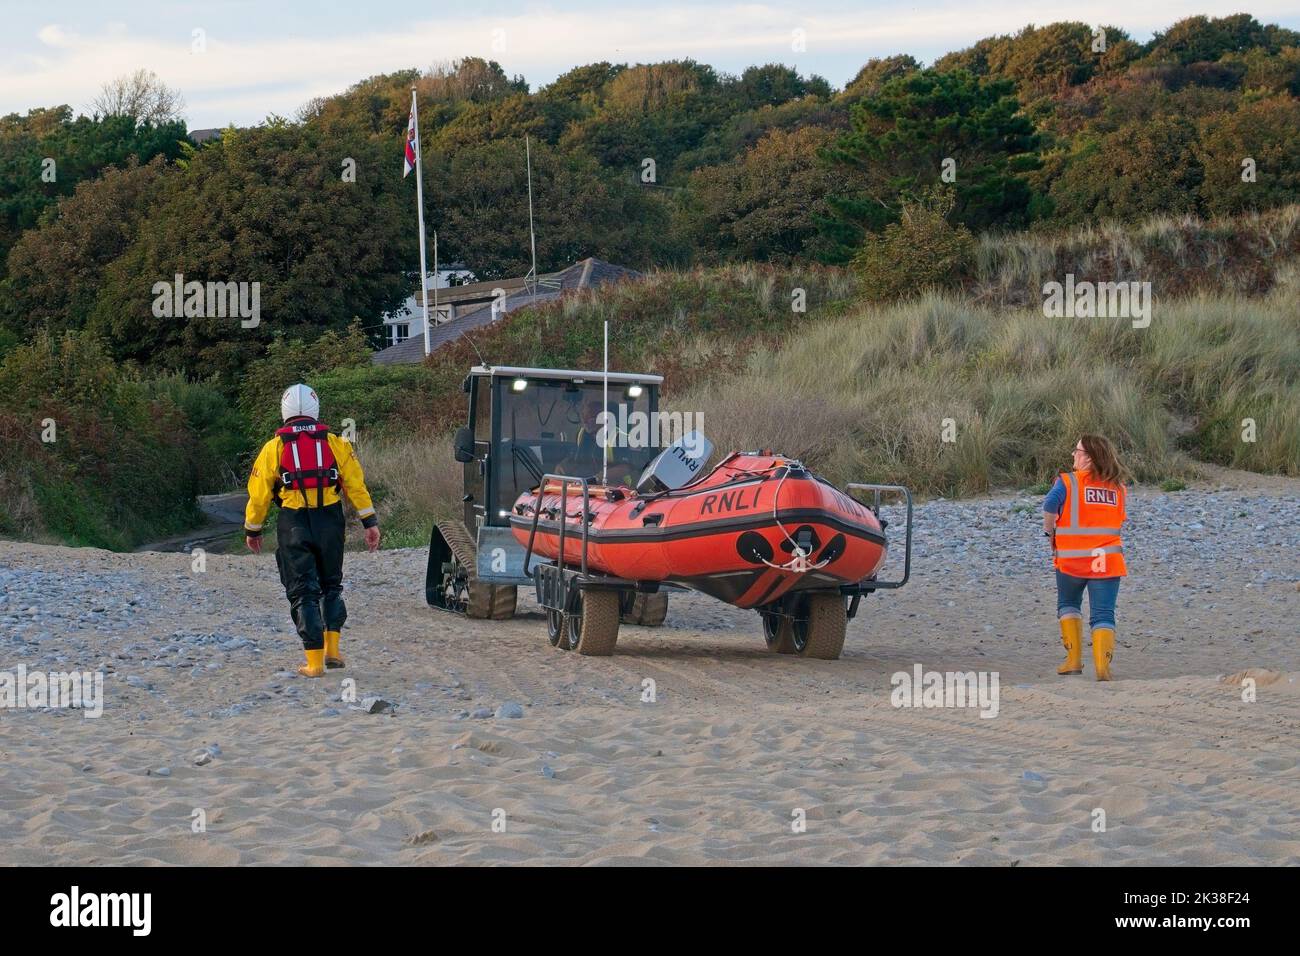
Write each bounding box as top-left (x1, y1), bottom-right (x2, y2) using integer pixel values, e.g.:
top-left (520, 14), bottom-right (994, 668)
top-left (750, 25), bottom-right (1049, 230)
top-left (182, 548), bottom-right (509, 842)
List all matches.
top-left (36, 24), bottom-right (71, 48)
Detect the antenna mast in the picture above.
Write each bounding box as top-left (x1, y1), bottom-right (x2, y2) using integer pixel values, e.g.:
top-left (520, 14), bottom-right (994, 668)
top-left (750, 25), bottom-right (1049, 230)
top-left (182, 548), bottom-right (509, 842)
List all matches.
top-left (525, 134), bottom-right (537, 298)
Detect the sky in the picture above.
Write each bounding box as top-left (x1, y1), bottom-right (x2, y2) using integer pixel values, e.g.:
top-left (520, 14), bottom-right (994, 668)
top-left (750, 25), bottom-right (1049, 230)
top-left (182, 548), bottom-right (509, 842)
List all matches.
top-left (2, 1), bottom-right (1298, 129)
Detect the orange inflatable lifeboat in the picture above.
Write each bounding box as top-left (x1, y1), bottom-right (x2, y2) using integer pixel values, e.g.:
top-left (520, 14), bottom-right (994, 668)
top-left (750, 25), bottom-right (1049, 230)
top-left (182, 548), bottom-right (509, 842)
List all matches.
top-left (509, 433), bottom-right (912, 660)
top-left (511, 452), bottom-right (890, 610)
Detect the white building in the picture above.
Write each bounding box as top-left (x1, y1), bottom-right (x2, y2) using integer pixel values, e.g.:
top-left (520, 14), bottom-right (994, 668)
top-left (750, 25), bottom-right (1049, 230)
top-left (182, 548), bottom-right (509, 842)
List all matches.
top-left (381, 265), bottom-right (477, 347)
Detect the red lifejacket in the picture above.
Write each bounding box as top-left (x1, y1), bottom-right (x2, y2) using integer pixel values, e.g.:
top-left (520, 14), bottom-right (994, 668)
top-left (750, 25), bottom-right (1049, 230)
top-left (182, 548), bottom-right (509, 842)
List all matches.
top-left (275, 421), bottom-right (340, 508)
top-left (1054, 470), bottom-right (1127, 578)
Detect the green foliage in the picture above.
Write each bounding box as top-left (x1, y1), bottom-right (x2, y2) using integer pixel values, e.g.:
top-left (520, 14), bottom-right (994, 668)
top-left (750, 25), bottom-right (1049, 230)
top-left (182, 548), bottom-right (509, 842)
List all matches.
top-left (819, 69), bottom-right (1040, 261)
top-left (684, 126), bottom-right (839, 262)
top-left (853, 190), bottom-right (976, 300)
top-left (0, 330), bottom-right (216, 548)
top-left (238, 324), bottom-right (373, 438)
top-left (1144, 15), bottom-right (1297, 66)
top-left (85, 122), bottom-right (412, 383)
top-left (0, 107), bottom-right (186, 279)
top-left (428, 139), bottom-right (677, 279)
top-left (1046, 117), bottom-right (1204, 225)
top-left (1196, 96), bottom-right (1300, 217)
top-left (840, 56), bottom-right (921, 101)
top-left (1, 156), bottom-right (168, 337)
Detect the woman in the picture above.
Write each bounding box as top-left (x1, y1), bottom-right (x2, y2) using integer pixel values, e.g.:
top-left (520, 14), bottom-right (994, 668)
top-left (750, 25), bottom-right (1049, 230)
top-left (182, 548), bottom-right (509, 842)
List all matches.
top-left (1042, 434), bottom-right (1129, 681)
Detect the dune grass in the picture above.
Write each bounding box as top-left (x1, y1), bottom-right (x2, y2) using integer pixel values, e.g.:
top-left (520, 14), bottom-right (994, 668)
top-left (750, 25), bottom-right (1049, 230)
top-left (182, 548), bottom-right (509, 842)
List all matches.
top-left (670, 290), bottom-right (1300, 496)
top-left (973, 205), bottom-right (1300, 307)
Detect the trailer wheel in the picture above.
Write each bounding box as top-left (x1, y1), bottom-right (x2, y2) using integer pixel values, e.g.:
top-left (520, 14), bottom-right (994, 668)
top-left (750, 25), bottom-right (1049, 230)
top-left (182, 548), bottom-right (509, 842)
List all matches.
top-left (622, 592), bottom-right (668, 627)
top-left (566, 590), bottom-right (620, 656)
top-left (546, 607), bottom-right (568, 648)
top-left (761, 607), bottom-right (797, 654)
top-left (792, 593), bottom-right (847, 660)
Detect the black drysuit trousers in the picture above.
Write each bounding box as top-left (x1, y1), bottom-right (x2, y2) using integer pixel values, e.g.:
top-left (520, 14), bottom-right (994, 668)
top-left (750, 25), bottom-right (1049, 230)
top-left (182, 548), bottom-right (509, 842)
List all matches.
top-left (275, 503), bottom-right (347, 651)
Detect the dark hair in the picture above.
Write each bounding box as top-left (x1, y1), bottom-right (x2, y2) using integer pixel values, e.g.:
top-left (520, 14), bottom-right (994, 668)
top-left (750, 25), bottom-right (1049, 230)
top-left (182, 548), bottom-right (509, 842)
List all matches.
top-left (1079, 434), bottom-right (1128, 485)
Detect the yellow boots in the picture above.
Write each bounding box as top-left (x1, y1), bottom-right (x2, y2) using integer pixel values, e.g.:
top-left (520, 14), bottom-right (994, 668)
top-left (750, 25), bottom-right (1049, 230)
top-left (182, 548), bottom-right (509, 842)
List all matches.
top-left (296, 631), bottom-right (343, 677)
top-left (298, 648), bottom-right (325, 678)
top-left (1057, 616), bottom-right (1083, 675)
top-left (1092, 627), bottom-right (1115, 681)
top-left (1058, 617), bottom-right (1115, 680)
top-left (324, 630), bottom-right (345, 669)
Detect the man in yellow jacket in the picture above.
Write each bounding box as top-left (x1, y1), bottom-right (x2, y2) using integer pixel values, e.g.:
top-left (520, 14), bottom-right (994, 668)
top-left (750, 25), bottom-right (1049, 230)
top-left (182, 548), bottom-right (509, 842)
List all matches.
top-left (244, 383), bottom-right (380, 678)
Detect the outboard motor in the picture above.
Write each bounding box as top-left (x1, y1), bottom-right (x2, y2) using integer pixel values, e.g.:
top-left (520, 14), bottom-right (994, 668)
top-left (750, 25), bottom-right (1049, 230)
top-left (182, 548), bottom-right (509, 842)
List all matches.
top-left (635, 430), bottom-right (713, 494)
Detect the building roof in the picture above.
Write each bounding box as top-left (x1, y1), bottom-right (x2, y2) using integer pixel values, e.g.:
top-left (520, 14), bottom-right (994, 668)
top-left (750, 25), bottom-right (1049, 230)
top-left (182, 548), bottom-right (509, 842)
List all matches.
top-left (372, 257), bottom-right (642, 366)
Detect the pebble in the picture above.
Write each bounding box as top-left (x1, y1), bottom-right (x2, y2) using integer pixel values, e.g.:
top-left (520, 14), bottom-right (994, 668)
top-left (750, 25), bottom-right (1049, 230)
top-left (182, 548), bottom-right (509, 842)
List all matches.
top-left (0, 485), bottom-right (1293, 732)
top-left (358, 697), bottom-right (393, 714)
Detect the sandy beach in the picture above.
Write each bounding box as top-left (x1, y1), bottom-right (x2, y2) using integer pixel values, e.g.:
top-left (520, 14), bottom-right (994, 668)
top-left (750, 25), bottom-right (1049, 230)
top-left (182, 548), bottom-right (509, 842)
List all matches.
top-left (1, 470), bottom-right (1297, 865)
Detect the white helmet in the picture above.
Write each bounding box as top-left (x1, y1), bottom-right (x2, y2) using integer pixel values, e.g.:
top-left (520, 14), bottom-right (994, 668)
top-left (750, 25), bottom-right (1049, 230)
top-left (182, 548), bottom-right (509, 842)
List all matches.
top-left (280, 383), bottom-right (320, 422)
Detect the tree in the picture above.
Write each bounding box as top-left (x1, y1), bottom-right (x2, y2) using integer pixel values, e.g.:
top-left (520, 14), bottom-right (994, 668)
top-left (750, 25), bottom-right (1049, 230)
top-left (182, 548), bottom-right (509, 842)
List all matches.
top-left (841, 55), bottom-right (920, 101)
top-left (1144, 15), bottom-right (1295, 65)
top-left (684, 126), bottom-right (839, 262)
top-left (853, 189), bottom-right (975, 300)
top-left (818, 69), bottom-right (1040, 262)
top-left (2, 157), bottom-right (168, 337)
top-left (427, 139), bottom-right (674, 279)
top-left (1196, 96), bottom-right (1300, 217)
top-left (0, 106), bottom-right (187, 279)
top-left (419, 58), bottom-right (527, 104)
top-left (86, 123), bottom-right (413, 383)
top-left (1046, 117), bottom-right (1203, 224)
top-left (90, 69), bottom-right (186, 125)
top-left (734, 64), bottom-right (814, 108)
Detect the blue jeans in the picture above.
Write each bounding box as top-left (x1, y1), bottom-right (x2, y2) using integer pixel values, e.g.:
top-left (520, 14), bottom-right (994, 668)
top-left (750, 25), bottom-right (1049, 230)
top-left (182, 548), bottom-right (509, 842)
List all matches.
top-left (1056, 571), bottom-right (1120, 631)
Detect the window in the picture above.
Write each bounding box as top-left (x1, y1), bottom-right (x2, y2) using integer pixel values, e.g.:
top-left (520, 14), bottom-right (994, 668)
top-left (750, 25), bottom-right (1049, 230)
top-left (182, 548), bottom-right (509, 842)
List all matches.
top-left (386, 323), bottom-right (410, 346)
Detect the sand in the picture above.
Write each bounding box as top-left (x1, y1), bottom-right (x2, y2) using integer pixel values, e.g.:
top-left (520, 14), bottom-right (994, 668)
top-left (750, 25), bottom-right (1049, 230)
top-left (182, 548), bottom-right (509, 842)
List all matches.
top-left (1, 474), bottom-right (1297, 866)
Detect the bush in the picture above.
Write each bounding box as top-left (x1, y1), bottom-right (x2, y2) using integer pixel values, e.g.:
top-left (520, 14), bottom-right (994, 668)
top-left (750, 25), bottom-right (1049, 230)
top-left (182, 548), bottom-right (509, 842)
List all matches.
top-left (238, 324), bottom-right (375, 440)
top-left (854, 190), bottom-right (976, 301)
top-left (0, 330), bottom-right (217, 548)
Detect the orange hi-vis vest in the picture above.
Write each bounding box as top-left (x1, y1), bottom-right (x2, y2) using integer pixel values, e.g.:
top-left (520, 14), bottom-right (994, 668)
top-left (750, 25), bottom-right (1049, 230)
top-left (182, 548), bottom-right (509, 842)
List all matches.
top-left (1054, 470), bottom-right (1127, 578)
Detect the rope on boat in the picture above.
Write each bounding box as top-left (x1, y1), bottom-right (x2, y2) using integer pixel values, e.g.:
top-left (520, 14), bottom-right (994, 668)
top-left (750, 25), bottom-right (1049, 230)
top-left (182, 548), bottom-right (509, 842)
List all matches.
top-left (759, 464), bottom-right (830, 574)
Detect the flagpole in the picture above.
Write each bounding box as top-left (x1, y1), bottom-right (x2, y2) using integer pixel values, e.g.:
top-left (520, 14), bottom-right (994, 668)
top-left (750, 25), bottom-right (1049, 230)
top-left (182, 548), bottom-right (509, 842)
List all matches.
top-left (525, 134), bottom-right (537, 297)
top-left (411, 87), bottom-right (432, 357)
